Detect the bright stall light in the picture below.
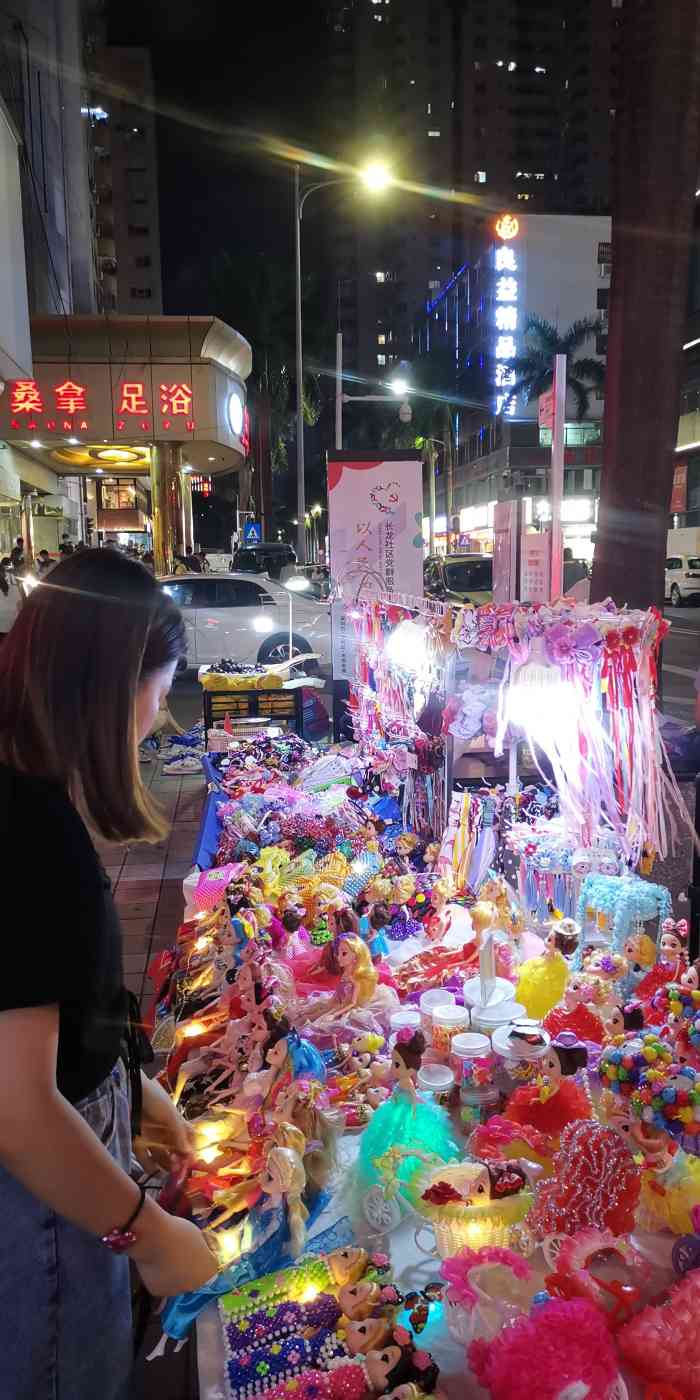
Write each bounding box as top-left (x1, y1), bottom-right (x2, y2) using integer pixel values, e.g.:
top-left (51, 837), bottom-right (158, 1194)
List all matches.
top-left (385, 618), bottom-right (428, 673)
top-left (390, 377), bottom-right (410, 396)
top-left (284, 575), bottom-right (311, 593)
top-left (30, 439), bottom-right (42, 449)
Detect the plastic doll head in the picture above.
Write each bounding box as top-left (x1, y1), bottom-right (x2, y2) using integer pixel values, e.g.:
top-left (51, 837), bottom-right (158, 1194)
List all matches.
top-left (391, 1028), bottom-right (426, 1076)
top-left (337, 935), bottom-right (377, 1004)
top-left (366, 1343), bottom-right (439, 1395)
top-left (546, 919), bottom-right (580, 958)
top-left (286, 1028), bottom-right (328, 1083)
top-left (470, 901), bottom-right (500, 938)
top-left (571, 847), bottom-right (593, 878)
top-left (281, 905), bottom-right (305, 933)
top-left (548, 1032), bottom-right (588, 1079)
top-left (345, 1314), bottom-right (393, 1355)
top-left (332, 906), bottom-right (361, 937)
top-left (266, 1036), bottom-right (289, 1072)
top-left (682, 958), bottom-right (700, 991)
top-left (260, 1144), bottom-right (305, 1201)
top-left (623, 932), bottom-right (657, 970)
top-left (609, 1001), bottom-right (644, 1037)
top-left (326, 1245), bottom-right (368, 1286)
top-left (370, 901), bottom-right (392, 932)
top-left (338, 1279), bottom-right (383, 1319)
top-left (660, 917), bottom-right (688, 962)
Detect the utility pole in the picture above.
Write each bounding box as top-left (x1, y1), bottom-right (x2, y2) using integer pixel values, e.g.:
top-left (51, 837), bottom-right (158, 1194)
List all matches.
top-left (294, 165), bottom-right (306, 563)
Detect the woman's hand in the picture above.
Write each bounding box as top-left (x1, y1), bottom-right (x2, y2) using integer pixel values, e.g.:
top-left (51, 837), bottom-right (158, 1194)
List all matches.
top-left (130, 1201), bottom-right (219, 1297)
top-left (135, 1073), bottom-right (194, 1173)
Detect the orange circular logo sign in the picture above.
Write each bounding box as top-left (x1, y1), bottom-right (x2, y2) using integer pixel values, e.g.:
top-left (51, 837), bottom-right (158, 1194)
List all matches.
top-left (495, 214), bottom-right (519, 240)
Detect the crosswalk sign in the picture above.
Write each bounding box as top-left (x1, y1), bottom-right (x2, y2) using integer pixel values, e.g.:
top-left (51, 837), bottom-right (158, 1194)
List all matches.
top-left (243, 521), bottom-right (262, 544)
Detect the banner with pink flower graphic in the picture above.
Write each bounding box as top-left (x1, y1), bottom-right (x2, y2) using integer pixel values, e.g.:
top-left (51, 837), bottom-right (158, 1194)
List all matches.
top-left (327, 451), bottom-right (424, 680)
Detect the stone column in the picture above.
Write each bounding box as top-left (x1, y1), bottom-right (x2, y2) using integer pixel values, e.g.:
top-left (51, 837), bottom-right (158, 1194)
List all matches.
top-left (181, 470), bottom-right (194, 551)
top-left (150, 442), bottom-right (181, 575)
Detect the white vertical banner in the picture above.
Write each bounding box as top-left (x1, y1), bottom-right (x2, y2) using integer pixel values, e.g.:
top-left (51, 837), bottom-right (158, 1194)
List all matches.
top-left (327, 452), bottom-right (424, 681)
top-left (520, 530), bottom-right (551, 603)
top-left (492, 499), bottom-right (518, 603)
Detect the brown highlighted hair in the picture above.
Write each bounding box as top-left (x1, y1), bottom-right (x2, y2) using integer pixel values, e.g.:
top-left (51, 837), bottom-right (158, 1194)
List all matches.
top-left (393, 1029), bottom-right (426, 1071)
top-left (0, 549), bottom-right (185, 843)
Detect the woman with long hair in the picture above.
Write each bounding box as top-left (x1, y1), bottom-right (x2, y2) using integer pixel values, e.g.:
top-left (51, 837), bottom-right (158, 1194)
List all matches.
top-left (0, 549), bottom-right (215, 1398)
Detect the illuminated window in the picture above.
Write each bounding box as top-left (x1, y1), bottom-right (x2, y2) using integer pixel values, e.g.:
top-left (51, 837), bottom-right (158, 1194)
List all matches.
top-left (377, 333), bottom-right (386, 344)
top-left (428, 130), bottom-right (441, 137)
top-left (428, 279), bottom-right (440, 289)
top-left (190, 474), bottom-right (212, 495)
top-left (377, 353), bottom-right (386, 365)
top-left (516, 193), bottom-right (531, 200)
top-left (427, 102), bottom-right (432, 114)
top-left (534, 65), bottom-right (546, 73)
top-left (474, 170), bottom-right (487, 183)
top-left (375, 271), bottom-right (386, 283)
top-left (507, 61), bottom-right (517, 71)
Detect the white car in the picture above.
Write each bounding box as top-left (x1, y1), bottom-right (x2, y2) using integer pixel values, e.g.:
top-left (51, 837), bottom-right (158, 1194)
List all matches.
top-left (665, 553), bottom-right (700, 606)
top-left (159, 572), bottom-right (331, 672)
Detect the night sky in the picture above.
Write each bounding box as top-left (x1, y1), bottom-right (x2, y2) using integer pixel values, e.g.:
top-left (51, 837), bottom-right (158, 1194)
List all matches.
top-left (107, 0), bottom-right (328, 313)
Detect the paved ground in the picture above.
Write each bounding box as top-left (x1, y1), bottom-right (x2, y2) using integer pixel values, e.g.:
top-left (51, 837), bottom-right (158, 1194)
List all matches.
top-left (663, 603), bottom-right (699, 719)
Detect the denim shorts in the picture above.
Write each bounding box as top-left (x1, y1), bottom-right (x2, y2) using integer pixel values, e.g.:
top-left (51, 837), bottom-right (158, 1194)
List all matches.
top-left (0, 1060), bottom-right (133, 1400)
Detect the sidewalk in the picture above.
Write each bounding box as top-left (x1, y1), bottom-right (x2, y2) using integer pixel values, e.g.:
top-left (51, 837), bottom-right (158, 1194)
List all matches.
top-left (95, 761), bottom-right (204, 1008)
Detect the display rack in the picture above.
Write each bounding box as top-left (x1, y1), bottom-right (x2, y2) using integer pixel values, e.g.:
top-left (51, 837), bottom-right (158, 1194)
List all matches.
top-left (201, 685), bottom-right (304, 735)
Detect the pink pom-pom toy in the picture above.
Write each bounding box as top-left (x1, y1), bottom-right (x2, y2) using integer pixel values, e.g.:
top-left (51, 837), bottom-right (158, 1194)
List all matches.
top-left (468, 1298), bottom-right (620, 1400)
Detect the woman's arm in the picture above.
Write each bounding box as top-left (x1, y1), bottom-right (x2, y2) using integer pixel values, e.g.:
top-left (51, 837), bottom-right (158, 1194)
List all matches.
top-left (0, 1005), bottom-right (215, 1295)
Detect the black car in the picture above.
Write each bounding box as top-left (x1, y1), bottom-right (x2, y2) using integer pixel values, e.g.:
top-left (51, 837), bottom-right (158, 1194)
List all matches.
top-left (231, 542), bottom-right (296, 579)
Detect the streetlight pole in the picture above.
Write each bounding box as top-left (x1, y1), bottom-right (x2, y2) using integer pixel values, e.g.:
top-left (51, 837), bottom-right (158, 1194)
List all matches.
top-left (293, 161), bottom-right (392, 568)
top-left (294, 165), bottom-right (305, 564)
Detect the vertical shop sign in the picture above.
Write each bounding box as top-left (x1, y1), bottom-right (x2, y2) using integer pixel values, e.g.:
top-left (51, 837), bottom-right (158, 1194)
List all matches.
top-left (326, 452), bottom-right (424, 680)
top-left (670, 461), bottom-right (688, 514)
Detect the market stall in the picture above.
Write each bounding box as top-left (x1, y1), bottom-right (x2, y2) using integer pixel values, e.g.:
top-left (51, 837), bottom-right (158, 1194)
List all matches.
top-left (144, 593), bottom-right (699, 1400)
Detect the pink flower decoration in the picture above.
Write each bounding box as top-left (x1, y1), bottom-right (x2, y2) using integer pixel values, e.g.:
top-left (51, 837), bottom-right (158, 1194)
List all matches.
top-left (392, 1325), bottom-right (411, 1346)
top-left (413, 1351), bottom-right (431, 1372)
top-left (395, 1027), bottom-right (414, 1044)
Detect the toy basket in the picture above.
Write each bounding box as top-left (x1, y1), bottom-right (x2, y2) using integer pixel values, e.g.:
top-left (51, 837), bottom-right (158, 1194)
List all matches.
top-left (411, 1161), bottom-right (533, 1259)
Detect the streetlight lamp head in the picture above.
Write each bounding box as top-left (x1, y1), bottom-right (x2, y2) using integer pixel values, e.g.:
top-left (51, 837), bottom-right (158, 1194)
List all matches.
top-left (390, 377), bottom-right (411, 396)
top-left (311, 503), bottom-right (322, 516)
top-left (360, 160), bottom-right (392, 193)
top-left (284, 575), bottom-right (311, 593)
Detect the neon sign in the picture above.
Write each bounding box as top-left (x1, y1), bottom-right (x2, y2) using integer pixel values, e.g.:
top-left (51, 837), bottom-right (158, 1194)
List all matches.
top-left (54, 380), bottom-right (87, 413)
top-left (159, 382), bottom-right (193, 416)
top-left (10, 380), bottom-right (45, 416)
top-left (118, 382), bottom-right (150, 415)
top-left (492, 231), bottom-right (519, 416)
top-left (495, 213), bottom-right (519, 240)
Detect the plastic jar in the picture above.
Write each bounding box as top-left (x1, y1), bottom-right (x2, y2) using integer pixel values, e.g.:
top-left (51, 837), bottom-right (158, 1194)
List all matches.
top-left (471, 999), bottom-right (525, 1038)
top-left (417, 1062), bottom-right (455, 1103)
top-left (491, 1020), bottom-right (551, 1091)
top-left (388, 1006), bottom-right (422, 1049)
top-left (450, 1030), bottom-right (493, 1080)
top-left (431, 1003), bottom-right (469, 1060)
top-left (419, 988), bottom-right (455, 1040)
top-left (460, 1082), bottom-right (501, 1130)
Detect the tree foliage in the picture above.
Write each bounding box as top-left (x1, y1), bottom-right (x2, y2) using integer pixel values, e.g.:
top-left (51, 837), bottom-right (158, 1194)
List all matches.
top-left (504, 314), bottom-right (606, 420)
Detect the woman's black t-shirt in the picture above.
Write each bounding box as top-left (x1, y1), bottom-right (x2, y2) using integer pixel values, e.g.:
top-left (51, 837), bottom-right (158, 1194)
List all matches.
top-left (0, 765), bottom-right (126, 1104)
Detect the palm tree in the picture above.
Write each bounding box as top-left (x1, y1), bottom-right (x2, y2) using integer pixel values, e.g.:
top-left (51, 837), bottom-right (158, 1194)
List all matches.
top-left (504, 315), bottom-right (606, 420)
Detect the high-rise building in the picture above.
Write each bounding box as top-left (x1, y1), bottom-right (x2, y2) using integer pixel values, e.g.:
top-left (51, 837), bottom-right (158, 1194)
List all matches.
top-left (89, 46), bottom-right (163, 313)
top-left (325, 0), bottom-right (620, 381)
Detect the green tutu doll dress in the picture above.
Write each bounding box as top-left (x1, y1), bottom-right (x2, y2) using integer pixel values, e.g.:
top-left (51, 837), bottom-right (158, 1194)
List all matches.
top-left (355, 1028), bottom-right (460, 1208)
